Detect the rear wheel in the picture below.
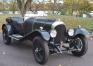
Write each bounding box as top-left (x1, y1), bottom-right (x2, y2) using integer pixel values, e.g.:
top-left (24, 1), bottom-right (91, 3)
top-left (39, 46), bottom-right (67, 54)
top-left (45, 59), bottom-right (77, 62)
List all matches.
top-left (32, 36), bottom-right (49, 64)
top-left (71, 36), bottom-right (88, 57)
top-left (2, 26), bottom-right (11, 45)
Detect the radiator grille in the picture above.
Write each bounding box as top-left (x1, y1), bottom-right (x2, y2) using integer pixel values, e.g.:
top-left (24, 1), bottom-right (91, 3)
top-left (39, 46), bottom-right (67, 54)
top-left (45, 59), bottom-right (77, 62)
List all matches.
top-left (54, 25), bottom-right (66, 44)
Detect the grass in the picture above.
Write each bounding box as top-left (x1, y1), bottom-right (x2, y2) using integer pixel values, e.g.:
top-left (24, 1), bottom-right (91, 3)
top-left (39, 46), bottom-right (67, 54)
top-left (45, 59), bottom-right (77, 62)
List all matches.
top-left (0, 14), bottom-right (19, 23)
top-left (48, 15), bottom-right (93, 31)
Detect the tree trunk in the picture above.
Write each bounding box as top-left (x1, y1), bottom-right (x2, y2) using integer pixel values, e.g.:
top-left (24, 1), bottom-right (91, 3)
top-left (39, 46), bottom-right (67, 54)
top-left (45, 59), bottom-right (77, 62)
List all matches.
top-left (16, 0), bottom-right (32, 17)
top-left (53, 0), bottom-right (57, 14)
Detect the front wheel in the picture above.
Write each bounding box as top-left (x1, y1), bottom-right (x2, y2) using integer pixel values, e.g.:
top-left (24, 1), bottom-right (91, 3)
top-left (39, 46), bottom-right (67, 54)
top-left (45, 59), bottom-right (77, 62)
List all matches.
top-left (32, 36), bottom-right (49, 64)
top-left (71, 36), bottom-right (88, 57)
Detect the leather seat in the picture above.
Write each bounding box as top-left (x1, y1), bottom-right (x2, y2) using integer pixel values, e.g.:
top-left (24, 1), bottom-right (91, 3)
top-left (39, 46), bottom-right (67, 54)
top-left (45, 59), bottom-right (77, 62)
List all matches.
top-left (9, 17), bottom-right (24, 35)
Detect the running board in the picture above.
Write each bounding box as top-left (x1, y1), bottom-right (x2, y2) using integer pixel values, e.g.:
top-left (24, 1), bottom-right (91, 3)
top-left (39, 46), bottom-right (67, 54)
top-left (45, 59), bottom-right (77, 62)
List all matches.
top-left (9, 34), bottom-right (23, 41)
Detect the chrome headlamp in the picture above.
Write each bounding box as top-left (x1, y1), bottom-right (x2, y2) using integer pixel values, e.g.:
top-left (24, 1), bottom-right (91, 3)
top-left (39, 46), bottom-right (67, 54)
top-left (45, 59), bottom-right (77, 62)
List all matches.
top-left (68, 29), bottom-right (74, 36)
top-left (50, 29), bottom-right (57, 38)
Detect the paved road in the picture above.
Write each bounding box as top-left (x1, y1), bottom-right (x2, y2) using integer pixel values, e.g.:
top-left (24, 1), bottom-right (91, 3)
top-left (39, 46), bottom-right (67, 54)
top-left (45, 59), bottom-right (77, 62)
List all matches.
top-left (0, 34), bottom-right (93, 66)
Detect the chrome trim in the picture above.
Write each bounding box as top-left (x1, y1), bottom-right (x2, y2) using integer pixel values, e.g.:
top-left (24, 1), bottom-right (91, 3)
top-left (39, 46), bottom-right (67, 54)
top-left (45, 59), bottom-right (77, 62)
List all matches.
top-left (52, 21), bottom-right (64, 29)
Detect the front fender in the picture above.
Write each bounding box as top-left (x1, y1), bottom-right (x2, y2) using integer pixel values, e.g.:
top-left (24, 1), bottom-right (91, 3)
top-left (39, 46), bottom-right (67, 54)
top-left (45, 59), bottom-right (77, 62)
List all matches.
top-left (74, 28), bottom-right (89, 38)
top-left (22, 30), bottom-right (50, 41)
top-left (39, 31), bottom-right (50, 41)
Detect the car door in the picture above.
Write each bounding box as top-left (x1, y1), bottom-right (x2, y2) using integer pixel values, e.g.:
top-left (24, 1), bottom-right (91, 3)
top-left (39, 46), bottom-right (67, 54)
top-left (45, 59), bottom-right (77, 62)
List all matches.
top-left (11, 17), bottom-right (24, 35)
top-left (23, 18), bottom-right (34, 35)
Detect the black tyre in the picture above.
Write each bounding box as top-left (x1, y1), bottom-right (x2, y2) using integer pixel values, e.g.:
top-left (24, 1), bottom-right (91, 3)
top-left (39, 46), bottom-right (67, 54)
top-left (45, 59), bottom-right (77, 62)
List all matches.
top-left (32, 36), bottom-right (49, 64)
top-left (72, 36), bottom-right (88, 57)
top-left (2, 26), bottom-right (11, 45)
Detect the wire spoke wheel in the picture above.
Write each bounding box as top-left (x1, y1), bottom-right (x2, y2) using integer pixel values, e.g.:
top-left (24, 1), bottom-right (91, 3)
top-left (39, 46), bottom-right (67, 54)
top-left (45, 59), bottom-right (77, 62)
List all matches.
top-left (72, 36), bottom-right (88, 57)
top-left (3, 30), bottom-right (8, 43)
top-left (74, 38), bottom-right (83, 52)
top-left (34, 41), bottom-right (44, 62)
top-left (2, 27), bottom-right (11, 45)
top-left (33, 36), bottom-right (49, 64)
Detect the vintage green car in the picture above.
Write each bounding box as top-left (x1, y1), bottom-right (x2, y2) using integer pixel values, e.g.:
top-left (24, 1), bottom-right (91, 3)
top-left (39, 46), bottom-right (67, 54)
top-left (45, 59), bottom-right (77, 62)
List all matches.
top-left (2, 16), bottom-right (89, 64)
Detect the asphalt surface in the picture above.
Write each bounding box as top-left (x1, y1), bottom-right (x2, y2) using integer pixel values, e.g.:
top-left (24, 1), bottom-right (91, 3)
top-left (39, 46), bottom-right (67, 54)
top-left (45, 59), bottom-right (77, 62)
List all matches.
top-left (0, 34), bottom-right (93, 66)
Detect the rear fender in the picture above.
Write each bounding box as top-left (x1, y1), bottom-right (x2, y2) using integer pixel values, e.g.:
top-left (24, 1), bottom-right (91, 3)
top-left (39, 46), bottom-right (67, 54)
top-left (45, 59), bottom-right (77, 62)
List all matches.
top-left (2, 24), bottom-right (12, 35)
top-left (2, 24), bottom-right (6, 30)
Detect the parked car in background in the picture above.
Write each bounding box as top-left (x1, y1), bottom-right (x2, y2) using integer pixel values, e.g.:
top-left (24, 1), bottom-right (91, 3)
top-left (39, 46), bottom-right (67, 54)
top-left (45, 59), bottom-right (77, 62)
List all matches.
top-left (81, 11), bottom-right (93, 18)
top-left (24, 11), bottom-right (48, 20)
top-left (0, 12), bottom-right (3, 14)
top-left (88, 12), bottom-right (93, 17)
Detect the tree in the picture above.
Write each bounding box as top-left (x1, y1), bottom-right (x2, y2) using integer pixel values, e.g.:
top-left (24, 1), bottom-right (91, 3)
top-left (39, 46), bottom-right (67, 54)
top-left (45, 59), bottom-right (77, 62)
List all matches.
top-left (63, 0), bottom-right (89, 15)
top-left (47, 0), bottom-right (58, 13)
top-left (88, 3), bottom-right (93, 11)
top-left (9, 0), bottom-right (18, 14)
top-left (16, 0), bottom-right (32, 16)
top-left (0, 2), bottom-right (3, 11)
